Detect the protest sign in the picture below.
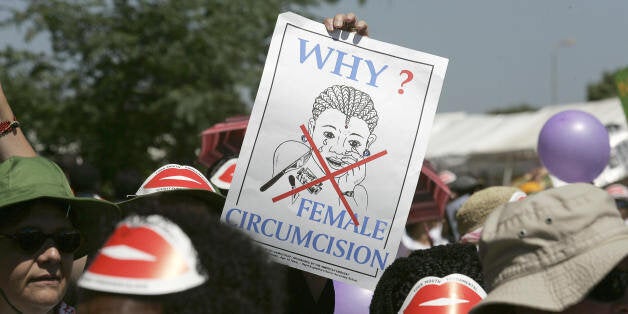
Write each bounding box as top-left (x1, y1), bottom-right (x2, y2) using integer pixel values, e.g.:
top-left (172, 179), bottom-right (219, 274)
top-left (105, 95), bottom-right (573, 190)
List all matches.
top-left (222, 12), bottom-right (448, 289)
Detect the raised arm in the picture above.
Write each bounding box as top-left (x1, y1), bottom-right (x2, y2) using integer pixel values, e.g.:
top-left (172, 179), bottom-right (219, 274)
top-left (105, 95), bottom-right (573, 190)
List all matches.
top-left (0, 82), bottom-right (36, 161)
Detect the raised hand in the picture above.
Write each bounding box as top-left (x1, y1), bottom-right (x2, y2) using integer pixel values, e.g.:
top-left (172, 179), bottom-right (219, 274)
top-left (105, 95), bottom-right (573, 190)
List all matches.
top-left (323, 12), bottom-right (368, 36)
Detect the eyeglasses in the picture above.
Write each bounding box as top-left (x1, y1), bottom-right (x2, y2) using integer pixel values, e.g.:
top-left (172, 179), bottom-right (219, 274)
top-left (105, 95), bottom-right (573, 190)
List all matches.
top-left (0, 227), bottom-right (82, 254)
top-left (587, 268), bottom-right (628, 302)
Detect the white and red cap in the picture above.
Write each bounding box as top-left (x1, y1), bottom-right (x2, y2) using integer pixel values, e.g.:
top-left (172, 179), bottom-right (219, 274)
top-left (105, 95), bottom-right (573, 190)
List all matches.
top-left (605, 184), bottom-right (628, 200)
top-left (398, 273), bottom-right (486, 314)
top-left (135, 164), bottom-right (216, 195)
top-left (208, 158), bottom-right (237, 190)
top-left (78, 215), bottom-right (208, 295)
top-left (117, 164), bottom-right (225, 214)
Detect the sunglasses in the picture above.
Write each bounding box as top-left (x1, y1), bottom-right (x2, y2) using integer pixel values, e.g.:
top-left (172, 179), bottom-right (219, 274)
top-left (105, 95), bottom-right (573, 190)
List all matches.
top-left (587, 268), bottom-right (628, 302)
top-left (0, 227), bottom-right (82, 254)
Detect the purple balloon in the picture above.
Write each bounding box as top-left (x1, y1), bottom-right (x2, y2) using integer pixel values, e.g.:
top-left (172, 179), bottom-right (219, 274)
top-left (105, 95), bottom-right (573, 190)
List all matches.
top-left (537, 110), bottom-right (610, 183)
top-left (334, 281), bottom-right (373, 314)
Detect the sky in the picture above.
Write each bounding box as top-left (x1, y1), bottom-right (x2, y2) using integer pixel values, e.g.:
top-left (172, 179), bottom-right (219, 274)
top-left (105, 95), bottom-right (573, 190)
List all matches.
top-left (1, 0), bottom-right (627, 113)
top-left (309, 0), bottom-right (628, 113)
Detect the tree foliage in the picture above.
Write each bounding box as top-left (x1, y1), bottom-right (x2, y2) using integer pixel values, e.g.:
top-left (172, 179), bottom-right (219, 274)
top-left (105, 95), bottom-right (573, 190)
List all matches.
top-left (587, 69), bottom-right (620, 101)
top-left (487, 103), bottom-right (537, 115)
top-left (0, 0), bottom-right (343, 196)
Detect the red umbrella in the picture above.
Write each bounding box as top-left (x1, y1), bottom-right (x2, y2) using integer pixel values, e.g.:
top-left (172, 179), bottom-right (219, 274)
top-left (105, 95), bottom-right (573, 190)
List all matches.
top-left (198, 115), bottom-right (249, 168)
top-left (406, 161), bottom-right (452, 225)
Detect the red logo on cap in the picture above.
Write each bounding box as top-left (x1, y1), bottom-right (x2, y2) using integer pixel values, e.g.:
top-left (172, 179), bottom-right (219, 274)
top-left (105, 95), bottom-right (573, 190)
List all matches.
top-left (219, 163), bottom-right (236, 183)
top-left (210, 158), bottom-right (238, 190)
top-left (88, 225), bottom-right (188, 279)
top-left (143, 166), bottom-right (213, 191)
top-left (400, 275), bottom-right (485, 314)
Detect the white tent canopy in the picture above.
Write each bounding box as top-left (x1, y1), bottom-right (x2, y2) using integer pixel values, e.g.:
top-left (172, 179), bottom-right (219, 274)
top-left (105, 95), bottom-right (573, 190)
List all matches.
top-left (426, 98), bottom-right (626, 159)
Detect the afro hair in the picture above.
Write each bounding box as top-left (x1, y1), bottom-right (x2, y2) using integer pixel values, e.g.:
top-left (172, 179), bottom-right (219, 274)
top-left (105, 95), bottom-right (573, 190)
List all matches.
top-left (370, 243), bottom-right (484, 313)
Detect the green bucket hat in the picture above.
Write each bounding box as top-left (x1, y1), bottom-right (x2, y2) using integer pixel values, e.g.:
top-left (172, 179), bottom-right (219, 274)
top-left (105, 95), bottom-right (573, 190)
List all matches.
top-left (0, 156), bottom-right (121, 258)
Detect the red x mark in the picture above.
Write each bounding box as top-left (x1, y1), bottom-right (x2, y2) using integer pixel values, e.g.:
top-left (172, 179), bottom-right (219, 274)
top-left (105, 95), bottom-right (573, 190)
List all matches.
top-left (272, 124), bottom-right (387, 226)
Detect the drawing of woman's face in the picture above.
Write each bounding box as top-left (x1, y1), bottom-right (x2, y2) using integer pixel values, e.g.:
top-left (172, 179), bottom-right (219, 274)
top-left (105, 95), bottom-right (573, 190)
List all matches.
top-left (309, 108), bottom-right (376, 171)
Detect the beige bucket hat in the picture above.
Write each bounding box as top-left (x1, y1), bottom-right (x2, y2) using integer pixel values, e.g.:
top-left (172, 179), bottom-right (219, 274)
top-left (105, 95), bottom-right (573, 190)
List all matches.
top-left (456, 186), bottom-right (526, 236)
top-left (470, 183), bottom-right (628, 313)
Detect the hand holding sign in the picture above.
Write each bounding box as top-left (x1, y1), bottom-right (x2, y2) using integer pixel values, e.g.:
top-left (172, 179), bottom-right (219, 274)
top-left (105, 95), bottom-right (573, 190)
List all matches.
top-left (323, 12), bottom-right (369, 36)
top-left (223, 12), bottom-right (448, 289)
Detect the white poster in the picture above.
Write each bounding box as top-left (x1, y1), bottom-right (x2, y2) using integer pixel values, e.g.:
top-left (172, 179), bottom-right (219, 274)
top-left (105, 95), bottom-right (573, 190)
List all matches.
top-left (221, 12), bottom-right (448, 290)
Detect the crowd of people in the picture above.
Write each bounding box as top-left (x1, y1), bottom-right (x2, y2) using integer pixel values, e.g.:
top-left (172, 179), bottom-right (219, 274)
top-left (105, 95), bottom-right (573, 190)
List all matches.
top-left (0, 11), bottom-right (627, 314)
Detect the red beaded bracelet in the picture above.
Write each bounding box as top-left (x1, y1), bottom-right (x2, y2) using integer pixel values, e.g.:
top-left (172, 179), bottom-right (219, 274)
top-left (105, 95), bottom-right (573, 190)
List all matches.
top-left (0, 116), bottom-right (20, 137)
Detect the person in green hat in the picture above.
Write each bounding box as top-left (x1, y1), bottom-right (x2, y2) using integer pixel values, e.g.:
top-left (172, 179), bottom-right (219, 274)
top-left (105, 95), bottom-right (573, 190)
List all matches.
top-left (0, 11), bottom-right (367, 312)
top-left (0, 83), bottom-right (120, 314)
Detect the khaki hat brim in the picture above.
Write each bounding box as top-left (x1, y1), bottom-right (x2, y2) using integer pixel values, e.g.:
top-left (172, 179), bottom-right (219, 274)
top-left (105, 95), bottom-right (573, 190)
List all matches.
top-left (471, 231), bottom-right (628, 313)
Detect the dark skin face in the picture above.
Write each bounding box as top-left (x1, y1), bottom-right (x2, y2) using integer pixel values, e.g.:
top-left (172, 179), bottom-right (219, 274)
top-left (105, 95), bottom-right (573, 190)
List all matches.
top-left (76, 293), bottom-right (163, 314)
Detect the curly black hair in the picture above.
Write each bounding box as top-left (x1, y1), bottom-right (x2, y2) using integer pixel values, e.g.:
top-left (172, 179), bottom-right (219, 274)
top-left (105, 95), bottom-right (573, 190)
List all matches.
top-left (369, 243), bottom-right (484, 314)
top-left (80, 193), bottom-right (285, 314)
